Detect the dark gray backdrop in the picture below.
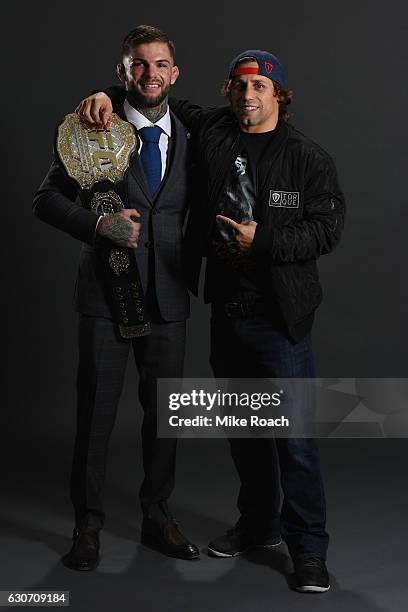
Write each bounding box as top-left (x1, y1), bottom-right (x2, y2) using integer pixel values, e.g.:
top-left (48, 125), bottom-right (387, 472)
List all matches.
top-left (4, 1), bottom-right (408, 433)
top-left (2, 2), bottom-right (408, 610)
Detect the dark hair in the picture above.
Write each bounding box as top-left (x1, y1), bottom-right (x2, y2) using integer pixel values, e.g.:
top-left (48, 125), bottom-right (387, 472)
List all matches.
top-left (221, 57), bottom-right (293, 121)
top-left (121, 25), bottom-right (176, 62)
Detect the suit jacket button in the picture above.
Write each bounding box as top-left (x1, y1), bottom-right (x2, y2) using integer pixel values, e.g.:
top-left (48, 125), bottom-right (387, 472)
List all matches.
top-left (145, 241), bottom-right (151, 249)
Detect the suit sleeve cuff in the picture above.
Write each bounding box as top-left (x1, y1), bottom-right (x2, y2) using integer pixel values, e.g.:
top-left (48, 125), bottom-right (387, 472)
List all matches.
top-left (92, 214), bottom-right (103, 246)
top-left (251, 224), bottom-right (274, 255)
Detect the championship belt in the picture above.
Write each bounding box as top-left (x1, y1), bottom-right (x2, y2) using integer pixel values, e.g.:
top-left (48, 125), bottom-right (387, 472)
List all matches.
top-left (57, 113), bottom-right (151, 338)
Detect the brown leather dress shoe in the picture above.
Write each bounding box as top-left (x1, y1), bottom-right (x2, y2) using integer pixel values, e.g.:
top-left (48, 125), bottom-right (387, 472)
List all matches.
top-left (62, 528), bottom-right (101, 571)
top-left (141, 518), bottom-right (199, 560)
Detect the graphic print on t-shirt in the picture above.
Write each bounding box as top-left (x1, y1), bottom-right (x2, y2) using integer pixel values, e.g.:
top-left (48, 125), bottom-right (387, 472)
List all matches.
top-left (214, 152), bottom-right (256, 257)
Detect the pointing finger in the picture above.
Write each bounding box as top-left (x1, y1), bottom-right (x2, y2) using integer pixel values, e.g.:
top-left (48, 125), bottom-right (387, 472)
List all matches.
top-left (216, 215), bottom-right (240, 230)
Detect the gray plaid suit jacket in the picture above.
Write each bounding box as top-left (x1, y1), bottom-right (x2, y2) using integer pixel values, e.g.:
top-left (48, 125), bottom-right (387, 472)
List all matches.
top-left (33, 107), bottom-right (191, 322)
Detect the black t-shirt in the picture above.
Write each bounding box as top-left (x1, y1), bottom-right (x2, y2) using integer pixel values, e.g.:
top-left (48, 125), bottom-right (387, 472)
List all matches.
top-left (240, 130), bottom-right (276, 190)
top-left (206, 128), bottom-right (283, 311)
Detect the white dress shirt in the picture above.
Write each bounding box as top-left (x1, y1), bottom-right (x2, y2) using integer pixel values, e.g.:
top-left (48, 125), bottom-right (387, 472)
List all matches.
top-left (123, 99), bottom-right (171, 180)
top-left (94, 100), bottom-right (171, 236)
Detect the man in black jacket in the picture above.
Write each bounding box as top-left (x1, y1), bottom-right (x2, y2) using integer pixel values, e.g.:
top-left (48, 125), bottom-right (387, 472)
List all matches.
top-left (78, 49), bottom-right (345, 592)
top-left (33, 25), bottom-right (200, 571)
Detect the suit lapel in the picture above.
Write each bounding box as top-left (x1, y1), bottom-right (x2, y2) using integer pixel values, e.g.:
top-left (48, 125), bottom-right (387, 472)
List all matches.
top-left (115, 103), bottom-right (153, 204)
top-left (151, 113), bottom-right (176, 203)
top-left (129, 152), bottom-right (153, 204)
top-left (153, 111), bottom-right (187, 204)
top-left (116, 104), bottom-right (185, 206)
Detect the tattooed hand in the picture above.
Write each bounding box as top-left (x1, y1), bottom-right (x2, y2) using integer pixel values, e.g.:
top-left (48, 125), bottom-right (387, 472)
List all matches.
top-left (97, 209), bottom-right (141, 248)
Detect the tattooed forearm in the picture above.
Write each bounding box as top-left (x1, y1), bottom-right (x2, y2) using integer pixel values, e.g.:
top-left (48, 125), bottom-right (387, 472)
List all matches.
top-left (137, 98), bottom-right (169, 123)
top-left (98, 215), bottom-right (133, 247)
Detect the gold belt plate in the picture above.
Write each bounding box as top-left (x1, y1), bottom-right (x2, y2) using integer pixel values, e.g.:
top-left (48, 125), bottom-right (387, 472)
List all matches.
top-left (57, 113), bottom-right (137, 189)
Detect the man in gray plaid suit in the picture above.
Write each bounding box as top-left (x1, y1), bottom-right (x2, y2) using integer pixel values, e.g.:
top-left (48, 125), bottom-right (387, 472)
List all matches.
top-left (33, 25), bottom-right (199, 571)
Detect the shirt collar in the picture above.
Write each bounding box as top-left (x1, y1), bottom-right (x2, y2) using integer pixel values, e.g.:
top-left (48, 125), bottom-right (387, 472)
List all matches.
top-left (123, 99), bottom-right (171, 137)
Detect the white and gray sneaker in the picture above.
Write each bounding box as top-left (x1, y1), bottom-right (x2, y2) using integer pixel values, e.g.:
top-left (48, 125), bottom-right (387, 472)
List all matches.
top-left (294, 555), bottom-right (330, 593)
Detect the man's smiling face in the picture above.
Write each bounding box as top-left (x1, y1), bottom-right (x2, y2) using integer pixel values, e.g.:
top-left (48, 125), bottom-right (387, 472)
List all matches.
top-left (229, 60), bottom-right (279, 132)
top-left (118, 41), bottom-right (179, 108)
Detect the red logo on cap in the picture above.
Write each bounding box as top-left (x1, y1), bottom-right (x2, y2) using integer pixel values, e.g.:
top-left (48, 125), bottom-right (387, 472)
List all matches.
top-left (264, 61), bottom-right (273, 74)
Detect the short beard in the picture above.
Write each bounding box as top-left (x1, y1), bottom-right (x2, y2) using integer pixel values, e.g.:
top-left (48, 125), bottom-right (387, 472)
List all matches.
top-left (126, 84), bottom-right (170, 111)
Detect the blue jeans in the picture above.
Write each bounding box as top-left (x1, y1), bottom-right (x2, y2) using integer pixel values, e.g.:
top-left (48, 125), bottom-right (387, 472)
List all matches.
top-left (210, 305), bottom-right (329, 560)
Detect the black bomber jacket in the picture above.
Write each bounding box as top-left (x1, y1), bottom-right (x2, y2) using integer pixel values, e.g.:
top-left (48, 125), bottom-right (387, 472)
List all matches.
top-left (105, 88), bottom-right (346, 342)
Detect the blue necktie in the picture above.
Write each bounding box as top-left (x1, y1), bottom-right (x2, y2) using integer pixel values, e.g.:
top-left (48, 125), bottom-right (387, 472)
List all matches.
top-left (138, 126), bottom-right (163, 195)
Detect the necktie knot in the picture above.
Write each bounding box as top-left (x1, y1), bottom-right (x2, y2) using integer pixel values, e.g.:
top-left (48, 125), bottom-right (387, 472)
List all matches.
top-left (139, 125), bottom-right (163, 144)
